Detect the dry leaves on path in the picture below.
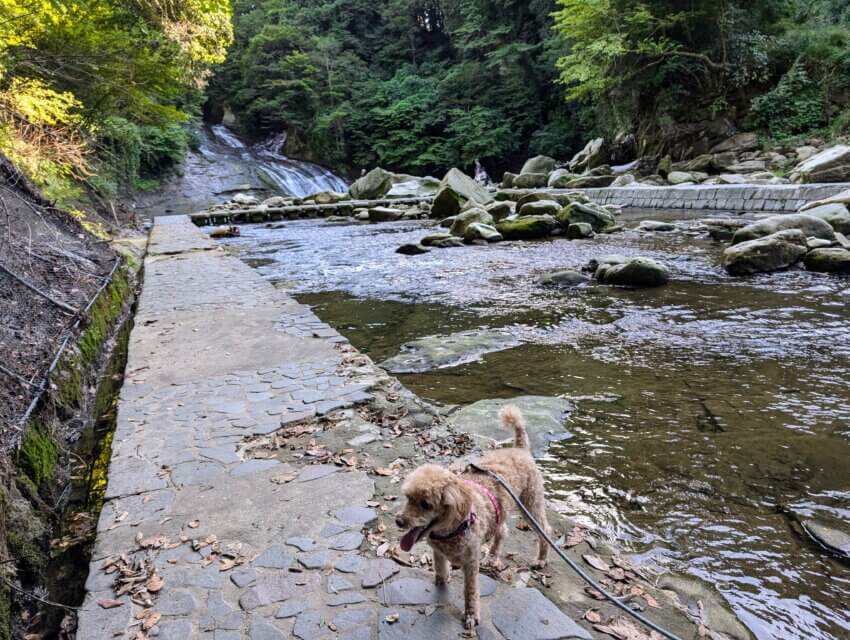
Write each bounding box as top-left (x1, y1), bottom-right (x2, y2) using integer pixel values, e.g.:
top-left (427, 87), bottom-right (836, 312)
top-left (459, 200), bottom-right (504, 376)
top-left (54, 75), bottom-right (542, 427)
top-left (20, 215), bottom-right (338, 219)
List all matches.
top-left (582, 553), bottom-right (611, 572)
top-left (564, 525), bottom-right (588, 548)
top-left (593, 615), bottom-right (664, 640)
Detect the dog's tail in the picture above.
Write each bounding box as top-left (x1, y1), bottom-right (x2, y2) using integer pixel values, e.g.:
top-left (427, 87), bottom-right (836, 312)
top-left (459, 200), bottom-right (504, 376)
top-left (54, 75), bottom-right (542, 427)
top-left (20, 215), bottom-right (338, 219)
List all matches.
top-left (500, 404), bottom-right (529, 450)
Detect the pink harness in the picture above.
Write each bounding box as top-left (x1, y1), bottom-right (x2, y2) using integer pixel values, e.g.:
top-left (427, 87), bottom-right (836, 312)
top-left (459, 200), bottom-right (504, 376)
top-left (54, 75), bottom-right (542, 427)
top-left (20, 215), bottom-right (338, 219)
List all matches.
top-left (429, 480), bottom-right (502, 543)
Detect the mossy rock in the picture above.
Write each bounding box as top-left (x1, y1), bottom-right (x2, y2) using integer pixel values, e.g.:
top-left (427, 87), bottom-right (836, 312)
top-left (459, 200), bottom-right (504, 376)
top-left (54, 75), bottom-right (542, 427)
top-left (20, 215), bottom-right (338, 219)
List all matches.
top-left (496, 215), bottom-right (557, 240)
top-left (18, 424), bottom-right (58, 488)
top-left (556, 202), bottom-right (616, 231)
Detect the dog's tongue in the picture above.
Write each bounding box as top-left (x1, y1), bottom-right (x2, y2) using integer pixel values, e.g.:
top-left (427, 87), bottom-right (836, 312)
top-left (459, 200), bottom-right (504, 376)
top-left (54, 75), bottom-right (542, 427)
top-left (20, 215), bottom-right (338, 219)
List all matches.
top-left (400, 526), bottom-right (424, 552)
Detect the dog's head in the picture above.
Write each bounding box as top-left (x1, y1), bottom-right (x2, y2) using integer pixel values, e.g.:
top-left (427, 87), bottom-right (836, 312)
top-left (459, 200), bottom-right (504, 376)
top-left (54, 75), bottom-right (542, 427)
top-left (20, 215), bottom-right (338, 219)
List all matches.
top-left (395, 464), bottom-right (470, 551)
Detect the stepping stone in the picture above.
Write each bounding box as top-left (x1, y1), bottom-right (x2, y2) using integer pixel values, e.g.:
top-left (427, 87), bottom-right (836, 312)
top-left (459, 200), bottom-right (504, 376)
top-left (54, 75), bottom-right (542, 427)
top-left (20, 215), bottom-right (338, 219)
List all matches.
top-left (380, 577), bottom-right (449, 606)
top-left (347, 433), bottom-right (379, 447)
top-left (320, 523), bottom-right (349, 538)
top-left (157, 620), bottom-right (194, 640)
top-left (293, 611), bottom-right (325, 640)
top-left (328, 592), bottom-right (368, 606)
top-left (200, 591), bottom-right (242, 631)
top-left (333, 506), bottom-right (377, 526)
top-left (249, 619), bottom-right (285, 640)
top-left (253, 545), bottom-right (293, 569)
top-left (286, 537), bottom-right (318, 552)
top-left (280, 408), bottom-right (317, 426)
top-left (295, 464), bottom-right (339, 483)
top-left (340, 629), bottom-right (370, 640)
top-left (199, 446), bottom-right (241, 464)
top-left (230, 566), bottom-right (257, 588)
top-left (361, 559), bottom-right (399, 588)
top-left (333, 609), bottom-right (372, 631)
top-left (231, 459), bottom-right (280, 477)
top-left (157, 589), bottom-right (197, 616)
top-left (329, 532), bottom-right (364, 551)
top-left (334, 555), bottom-right (362, 574)
top-left (377, 607), bottom-right (465, 640)
top-left (299, 551), bottom-right (329, 569)
top-left (170, 461), bottom-right (226, 486)
top-left (328, 574), bottom-right (355, 593)
top-left (275, 599), bottom-right (309, 619)
top-left (490, 587), bottom-right (591, 640)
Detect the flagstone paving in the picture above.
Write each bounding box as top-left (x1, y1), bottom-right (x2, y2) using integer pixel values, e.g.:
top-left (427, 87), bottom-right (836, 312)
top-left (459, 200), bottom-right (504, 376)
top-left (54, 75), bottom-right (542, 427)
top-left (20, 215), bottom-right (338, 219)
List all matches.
top-left (75, 216), bottom-right (701, 640)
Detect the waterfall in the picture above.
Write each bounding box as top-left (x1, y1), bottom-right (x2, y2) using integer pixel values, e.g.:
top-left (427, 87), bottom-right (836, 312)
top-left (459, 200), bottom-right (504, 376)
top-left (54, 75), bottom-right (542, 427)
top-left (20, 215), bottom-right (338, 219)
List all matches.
top-left (207, 125), bottom-right (348, 197)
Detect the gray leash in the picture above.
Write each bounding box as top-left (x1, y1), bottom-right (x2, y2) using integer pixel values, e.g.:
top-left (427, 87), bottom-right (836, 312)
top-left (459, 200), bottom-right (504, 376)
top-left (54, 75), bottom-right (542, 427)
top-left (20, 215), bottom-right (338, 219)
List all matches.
top-left (468, 463), bottom-right (683, 640)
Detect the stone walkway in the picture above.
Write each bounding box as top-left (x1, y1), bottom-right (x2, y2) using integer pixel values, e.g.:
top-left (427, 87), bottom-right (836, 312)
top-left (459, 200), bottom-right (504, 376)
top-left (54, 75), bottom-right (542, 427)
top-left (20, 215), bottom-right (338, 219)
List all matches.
top-left (76, 216), bottom-right (707, 640)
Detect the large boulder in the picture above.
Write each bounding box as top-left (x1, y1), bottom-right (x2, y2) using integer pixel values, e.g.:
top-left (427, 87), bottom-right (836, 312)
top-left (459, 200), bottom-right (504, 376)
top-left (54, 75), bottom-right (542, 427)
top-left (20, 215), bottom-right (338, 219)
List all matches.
top-left (310, 190), bottom-right (348, 204)
top-left (596, 257), bottom-right (670, 287)
top-left (801, 203), bottom-right (850, 234)
top-left (610, 174), bottom-right (636, 188)
top-left (557, 202), bottom-right (616, 231)
top-left (520, 155), bottom-right (556, 175)
top-left (668, 171), bottom-right (696, 185)
top-left (519, 200), bottom-right (562, 217)
top-left (566, 222), bottom-right (594, 239)
top-left (726, 160), bottom-right (767, 174)
top-left (547, 168), bottom-right (579, 189)
top-left (485, 201), bottom-right (514, 222)
top-left (731, 214), bottom-right (835, 245)
top-left (569, 138), bottom-right (607, 173)
top-left (804, 248), bottom-right (850, 273)
top-left (368, 206), bottom-right (404, 222)
top-left (350, 167), bottom-right (405, 199)
top-left (563, 175), bottom-right (615, 189)
top-left (449, 208), bottom-right (494, 237)
top-left (385, 177), bottom-right (441, 199)
top-left (512, 173), bottom-right (549, 189)
top-left (432, 168), bottom-right (494, 218)
top-left (790, 145), bottom-right (850, 183)
top-left (711, 132), bottom-right (759, 154)
top-left (496, 215), bottom-right (558, 240)
top-left (463, 222), bottom-right (503, 243)
top-left (722, 229), bottom-right (808, 275)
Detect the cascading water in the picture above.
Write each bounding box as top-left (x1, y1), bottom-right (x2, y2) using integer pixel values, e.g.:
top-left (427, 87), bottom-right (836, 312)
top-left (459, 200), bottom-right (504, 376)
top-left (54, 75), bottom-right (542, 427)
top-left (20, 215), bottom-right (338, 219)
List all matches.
top-left (210, 125), bottom-right (348, 197)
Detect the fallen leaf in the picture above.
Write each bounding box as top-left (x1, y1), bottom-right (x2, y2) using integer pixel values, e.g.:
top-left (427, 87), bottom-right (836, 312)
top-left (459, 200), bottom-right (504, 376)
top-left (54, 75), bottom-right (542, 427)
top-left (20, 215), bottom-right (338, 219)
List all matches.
top-left (582, 553), bottom-right (611, 572)
top-left (97, 599), bottom-right (124, 609)
top-left (584, 609), bottom-right (602, 624)
top-left (271, 472), bottom-right (297, 484)
top-left (145, 575), bottom-right (163, 593)
top-left (374, 467), bottom-right (394, 476)
top-left (384, 614), bottom-right (399, 624)
top-left (594, 616), bottom-right (664, 640)
top-left (187, 520), bottom-right (200, 529)
top-left (564, 526), bottom-right (588, 548)
top-left (642, 592), bottom-right (660, 609)
top-left (142, 611), bottom-right (161, 631)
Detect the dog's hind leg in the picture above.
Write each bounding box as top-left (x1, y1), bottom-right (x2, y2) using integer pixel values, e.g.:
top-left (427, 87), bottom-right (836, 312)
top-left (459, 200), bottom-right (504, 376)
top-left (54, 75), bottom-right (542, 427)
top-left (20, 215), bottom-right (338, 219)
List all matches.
top-left (486, 521), bottom-right (507, 570)
top-left (433, 548), bottom-right (450, 586)
top-left (523, 478), bottom-right (551, 568)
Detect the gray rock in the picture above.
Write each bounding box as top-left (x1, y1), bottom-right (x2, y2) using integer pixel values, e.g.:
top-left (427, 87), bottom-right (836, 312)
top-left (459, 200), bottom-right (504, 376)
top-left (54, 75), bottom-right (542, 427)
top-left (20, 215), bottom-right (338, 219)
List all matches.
top-left (790, 145), bottom-right (850, 183)
top-left (369, 207), bottom-right (405, 222)
top-left (379, 577), bottom-right (449, 605)
top-left (200, 591), bottom-right (242, 631)
top-left (450, 395), bottom-right (572, 458)
top-left (800, 187), bottom-right (850, 211)
top-left (233, 193), bottom-right (260, 206)
top-left (328, 592), bottom-right (368, 606)
top-left (328, 574), bottom-right (355, 593)
top-left (420, 233), bottom-right (452, 247)
top-left (299, 551), bottom-right (329, 569)
top-left (548, 168), bottom-right (579, 188)
top-left (556, 202), bottom-right (615, 232)
top-left (293, 611), bottom-right (326, 640)
top-left (496, 215), bottom-right (558, 240)
top-left (801, 520), bottom-right (850, 560)
top-left (723, 229), bottom-right (808, 275)
top-left (379, 329), bottom-right (521, 374)
top-left (731, 214), bottom-right (836, 245)
top-left (295, 464), bottom-right (339, 483)
top-left (566, 223), bottom-right (594, 240)
top-left (432, 168), bottom-right (494, 218)
top-left (385, 177), bottom-right (441, 199)
top-left (804, 247), bottom-right (850, 273)
top-left (491, 587), bottom-right (591, 640)
top-left (449, 208), bottom-right (495, 238)
top-left (702, 218), bottom-right (749, 242)
top-left (520, 155), bottom-right (556, 175)
top-left (638, 220), bottom-right (676, 232)
top-left (711, 132), bottom-right (759, 154)
top-left (157, 620), bottom-right (195, 640)
top-left (562, 174), bottom-right (615, 189)
top-left (610, 174), bottom-right (636, 187)
top-left (536, 269), bottom-right (588, 287)
top-left (334, 506), bottom-right (377, 526)
top-left (361, 559), bottom-right (399, 588)
top-left (349, 168), bottom-right (413, 200)
top-left (519, 200), bottom-right (562, 217)
top-left (333, 609), bottom-right (372, 631)
top-left (464, 222), bottom-right (503, 243)
top-left (158, 589), bottom-right (197, 616)
top-left (807, 237), bottom-right (834, 250)
top-left (276, 599), bottom-right (309, 619)
top-left (658, 574), bottom-right (755, 640)
top-left (231, 459), bottom-right (279, 477)
top-left (802, 203), bottom-right (850, 234)
top-left (334, 555), bottom-right (362, 574)
top-left (512, 173), bottom-right (549, 189)
top-left (667, 171), bottom-right (695, 185)
top-left (485, 200), bottom-right (513, 222)
top-left (596, 257), bottom-right (670, 287)
top-left (286, 537), bottom-right (318, 552)
top-left (569, 138), bottom-right (607, 173)
top-left (329, 531), bottom-right (364, 551)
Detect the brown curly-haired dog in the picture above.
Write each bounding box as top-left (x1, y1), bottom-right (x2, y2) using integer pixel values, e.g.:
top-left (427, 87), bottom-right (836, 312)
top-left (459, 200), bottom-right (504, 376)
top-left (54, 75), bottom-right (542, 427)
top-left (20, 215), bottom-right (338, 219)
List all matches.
top-left (395, 405), bottom-right (551, 632)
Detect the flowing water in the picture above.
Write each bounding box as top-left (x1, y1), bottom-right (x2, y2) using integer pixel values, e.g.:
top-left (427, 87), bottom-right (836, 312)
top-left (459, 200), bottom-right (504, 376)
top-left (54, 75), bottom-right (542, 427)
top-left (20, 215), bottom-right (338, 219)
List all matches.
top-left (216, 212), bottom-right (850, 640)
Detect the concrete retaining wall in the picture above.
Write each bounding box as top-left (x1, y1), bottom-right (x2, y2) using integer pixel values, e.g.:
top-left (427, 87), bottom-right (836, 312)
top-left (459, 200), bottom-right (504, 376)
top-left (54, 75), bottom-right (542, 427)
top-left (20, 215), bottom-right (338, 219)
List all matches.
top-left (575, 183), bottom-right (850, 212)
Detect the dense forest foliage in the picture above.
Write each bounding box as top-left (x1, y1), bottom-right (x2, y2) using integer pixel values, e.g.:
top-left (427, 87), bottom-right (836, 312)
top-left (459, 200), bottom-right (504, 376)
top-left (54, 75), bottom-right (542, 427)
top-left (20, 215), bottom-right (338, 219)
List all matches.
top-left (0, 0), bottom-right (232, 207)
top-left (211, 0), bottom-right (850, 176)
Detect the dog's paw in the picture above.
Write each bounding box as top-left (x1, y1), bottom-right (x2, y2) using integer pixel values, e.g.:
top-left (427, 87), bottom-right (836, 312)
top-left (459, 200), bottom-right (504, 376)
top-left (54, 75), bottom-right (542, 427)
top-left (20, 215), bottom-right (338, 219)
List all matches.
top-left (434, 574), bottom-right (451, 587)
top-left (486, 557), bottom-right (504, 571)
top-left (531, 559), bottom-right (548, 569)
top-left (463, 613), bottom-right (480, 632)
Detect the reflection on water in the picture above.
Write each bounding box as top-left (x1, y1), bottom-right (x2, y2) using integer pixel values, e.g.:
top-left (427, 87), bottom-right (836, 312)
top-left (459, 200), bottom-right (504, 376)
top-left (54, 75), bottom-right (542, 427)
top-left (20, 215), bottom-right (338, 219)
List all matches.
top-left (220, 214), bottom-right (850, 640)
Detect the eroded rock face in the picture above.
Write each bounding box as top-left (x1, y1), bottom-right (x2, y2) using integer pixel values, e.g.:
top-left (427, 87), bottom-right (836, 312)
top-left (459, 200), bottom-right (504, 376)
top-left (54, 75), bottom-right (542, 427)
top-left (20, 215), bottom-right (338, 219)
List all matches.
top-left (723, 229), bottom-right (808, 275)
top-left (731, 214), bottom-right (836, 245)
top-left (804, 247), bottom-right (850, 273)
top-left (596, 257), bottom-right (670, 287)
top-left (790, 145), bottom-right (850, 183)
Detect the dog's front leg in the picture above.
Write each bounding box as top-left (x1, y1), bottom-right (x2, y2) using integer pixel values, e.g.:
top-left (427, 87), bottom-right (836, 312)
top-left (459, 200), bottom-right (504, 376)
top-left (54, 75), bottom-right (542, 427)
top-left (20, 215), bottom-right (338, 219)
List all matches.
top-left (433, 547), bottom-right (450, 586)
top-left (462, 554), bottom-right (481, 632)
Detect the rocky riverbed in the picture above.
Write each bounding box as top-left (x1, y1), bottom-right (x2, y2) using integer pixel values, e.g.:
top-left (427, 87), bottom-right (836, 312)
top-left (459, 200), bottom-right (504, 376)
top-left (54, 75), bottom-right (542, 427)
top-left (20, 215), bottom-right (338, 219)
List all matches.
top-left (215, 209), bottom-right (850, 640)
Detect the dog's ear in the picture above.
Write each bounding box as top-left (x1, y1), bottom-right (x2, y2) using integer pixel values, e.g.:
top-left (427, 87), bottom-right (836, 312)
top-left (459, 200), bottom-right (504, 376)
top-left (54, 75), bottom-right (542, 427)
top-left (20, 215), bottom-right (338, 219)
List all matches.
top-left (441, 479), bottom-right (471, 521)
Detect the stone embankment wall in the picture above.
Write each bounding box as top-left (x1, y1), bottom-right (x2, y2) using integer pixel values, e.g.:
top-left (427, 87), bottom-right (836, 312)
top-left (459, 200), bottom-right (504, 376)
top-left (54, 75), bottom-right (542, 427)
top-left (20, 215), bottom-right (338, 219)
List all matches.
top-left (569, 183), bottom-right (850, 212)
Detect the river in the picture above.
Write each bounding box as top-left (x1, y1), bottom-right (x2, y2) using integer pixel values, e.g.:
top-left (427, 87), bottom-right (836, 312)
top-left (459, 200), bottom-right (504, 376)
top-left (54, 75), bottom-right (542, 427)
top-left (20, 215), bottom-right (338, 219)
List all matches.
top-left (214, 210), bottom-right (850, 640)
